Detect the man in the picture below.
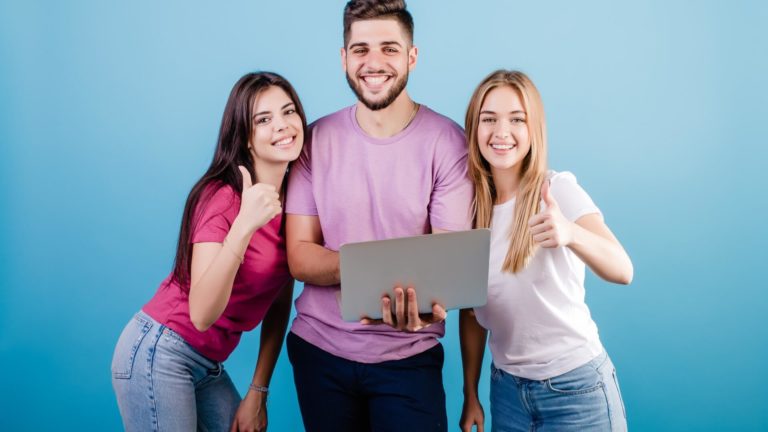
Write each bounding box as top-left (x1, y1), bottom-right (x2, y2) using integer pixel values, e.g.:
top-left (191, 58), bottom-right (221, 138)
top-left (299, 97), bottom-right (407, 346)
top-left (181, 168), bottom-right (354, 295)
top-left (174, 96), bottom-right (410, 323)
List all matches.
top-left (284, 1), bottom-right (473, 430)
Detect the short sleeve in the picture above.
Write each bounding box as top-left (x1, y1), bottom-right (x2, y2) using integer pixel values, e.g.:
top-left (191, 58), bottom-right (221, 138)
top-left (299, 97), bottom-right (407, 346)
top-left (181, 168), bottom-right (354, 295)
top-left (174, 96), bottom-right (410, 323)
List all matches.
top-left (428, 127), bottom-right (474, 231)
top-left (547, 171), bottom-right (602, 222)
top-left (191, 184), bottom-right (239, 243)
top-left (285, 127), bottom-right (318, 216)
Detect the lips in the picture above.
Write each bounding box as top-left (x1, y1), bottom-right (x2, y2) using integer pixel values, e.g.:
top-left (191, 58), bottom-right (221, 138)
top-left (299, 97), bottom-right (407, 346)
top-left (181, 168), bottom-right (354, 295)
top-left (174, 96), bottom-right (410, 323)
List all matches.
top-left (271, 135), bottom-right (296, 148)
top-left (359, 74), bottom-right (392, 91)
top-left (490, 142), bottom-right (517, 151)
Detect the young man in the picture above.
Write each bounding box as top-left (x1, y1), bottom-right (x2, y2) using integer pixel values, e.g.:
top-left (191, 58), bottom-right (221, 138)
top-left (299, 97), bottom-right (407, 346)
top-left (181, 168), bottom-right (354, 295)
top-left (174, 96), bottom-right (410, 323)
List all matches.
top-left (285, 1), bottom-right (473, 430)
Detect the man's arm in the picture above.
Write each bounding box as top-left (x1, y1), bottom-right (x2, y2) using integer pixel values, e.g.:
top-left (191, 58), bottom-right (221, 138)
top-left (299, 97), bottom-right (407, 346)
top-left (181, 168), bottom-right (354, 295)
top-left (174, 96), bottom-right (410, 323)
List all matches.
top-left (286, 214), bottom-right (340, 286)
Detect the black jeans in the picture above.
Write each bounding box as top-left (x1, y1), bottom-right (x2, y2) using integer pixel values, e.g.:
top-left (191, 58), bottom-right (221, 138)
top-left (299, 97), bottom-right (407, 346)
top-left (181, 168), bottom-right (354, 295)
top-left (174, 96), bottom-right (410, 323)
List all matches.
top-left (287, 331), bottom-right (447, 432)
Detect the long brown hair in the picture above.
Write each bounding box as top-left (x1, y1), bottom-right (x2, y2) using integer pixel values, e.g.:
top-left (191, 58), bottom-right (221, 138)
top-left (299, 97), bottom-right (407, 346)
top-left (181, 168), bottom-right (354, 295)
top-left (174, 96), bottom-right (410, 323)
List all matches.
top-left (465, 70), bottom-right (547, 273)
top-left (171, 72), bottom-right (307, 290)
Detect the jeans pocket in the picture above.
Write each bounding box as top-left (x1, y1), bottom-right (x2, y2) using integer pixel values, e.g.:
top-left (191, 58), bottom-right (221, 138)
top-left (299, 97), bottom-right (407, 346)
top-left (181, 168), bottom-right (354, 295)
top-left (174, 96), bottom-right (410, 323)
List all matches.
top-left (612, 368), bottom-right (627, 418)
top-left (546, 364), bottom-right (604, 395)
top-left (111, 314), bottom-right (152, 379)
top-left (490, 364), bottom-right (503, 382)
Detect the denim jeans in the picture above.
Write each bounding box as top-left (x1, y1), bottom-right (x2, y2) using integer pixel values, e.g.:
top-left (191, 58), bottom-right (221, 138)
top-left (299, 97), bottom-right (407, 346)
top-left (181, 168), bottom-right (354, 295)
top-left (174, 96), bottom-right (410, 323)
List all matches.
top-left (490, 351), bottom-right (627, 432)
top-left (111, 311), bottom-right (241, 432)
top-left (287, 332), bottom-right (447, 432)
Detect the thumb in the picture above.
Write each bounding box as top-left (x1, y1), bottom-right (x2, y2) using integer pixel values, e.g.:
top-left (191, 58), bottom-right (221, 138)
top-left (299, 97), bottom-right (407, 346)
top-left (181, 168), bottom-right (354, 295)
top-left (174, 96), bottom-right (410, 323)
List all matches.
top-left (238, 166), bottom-right (253, 191)
top-left (541, 179), bottom-right (556, 208)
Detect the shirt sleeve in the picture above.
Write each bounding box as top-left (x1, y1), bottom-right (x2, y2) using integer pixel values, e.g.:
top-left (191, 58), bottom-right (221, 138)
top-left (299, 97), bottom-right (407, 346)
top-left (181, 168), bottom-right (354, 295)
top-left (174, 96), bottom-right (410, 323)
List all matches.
top-left (548, 171), bottom-right (602, 222)
top-left (429, 126), bottom-right (474, 231)
top-left (285, 126), bottom-right (318, 216)
top-left (191, 184), bottom-right (239, 243)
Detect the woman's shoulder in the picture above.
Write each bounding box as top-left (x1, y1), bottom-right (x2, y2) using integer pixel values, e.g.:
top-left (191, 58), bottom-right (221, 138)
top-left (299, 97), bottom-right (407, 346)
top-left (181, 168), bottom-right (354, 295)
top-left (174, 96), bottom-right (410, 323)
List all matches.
top-left (197, 182), bottom-right (239, 216)
top-left (546, 169), bottom-right (578, 185)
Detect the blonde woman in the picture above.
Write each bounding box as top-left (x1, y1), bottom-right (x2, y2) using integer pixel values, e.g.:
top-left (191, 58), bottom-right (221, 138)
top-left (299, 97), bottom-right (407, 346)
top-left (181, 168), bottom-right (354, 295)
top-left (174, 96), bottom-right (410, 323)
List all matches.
top-left (459, 70), bottom-right (633, 432)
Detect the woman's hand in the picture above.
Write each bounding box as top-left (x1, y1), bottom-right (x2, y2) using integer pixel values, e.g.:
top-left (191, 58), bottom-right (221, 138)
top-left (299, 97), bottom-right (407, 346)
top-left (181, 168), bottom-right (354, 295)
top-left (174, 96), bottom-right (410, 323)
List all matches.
top-left (238, 166), bottom-right (281, 234)
top-left (230, 390), bottom-right (267, 432)
top-left (460, 396), bottom-right (485, 432)
top-left (528, 180), bottom-right (574, 248)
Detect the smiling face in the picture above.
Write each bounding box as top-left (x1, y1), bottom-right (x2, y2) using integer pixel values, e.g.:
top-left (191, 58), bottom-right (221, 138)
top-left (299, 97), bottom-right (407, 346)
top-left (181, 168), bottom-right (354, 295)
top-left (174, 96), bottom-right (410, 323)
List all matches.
top-left (249, 85), bottom-right (304, 164)
top-left (342, 19), bottom-right (417, 111)
top-left (476, 85), bottom-right (531, 176)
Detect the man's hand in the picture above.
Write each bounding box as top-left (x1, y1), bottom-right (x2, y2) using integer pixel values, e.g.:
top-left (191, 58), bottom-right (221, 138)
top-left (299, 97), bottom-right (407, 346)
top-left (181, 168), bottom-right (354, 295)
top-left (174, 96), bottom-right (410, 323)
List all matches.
top-left (361, 286), bottom-right (446, 332)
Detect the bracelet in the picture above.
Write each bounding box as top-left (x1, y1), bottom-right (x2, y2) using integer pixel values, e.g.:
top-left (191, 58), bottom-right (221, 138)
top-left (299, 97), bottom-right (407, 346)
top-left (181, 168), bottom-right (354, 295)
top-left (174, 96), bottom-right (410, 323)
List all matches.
top-left (249, 383), bottom-right (269, 395)
top-left (222, 239), bottom-right (244, 264)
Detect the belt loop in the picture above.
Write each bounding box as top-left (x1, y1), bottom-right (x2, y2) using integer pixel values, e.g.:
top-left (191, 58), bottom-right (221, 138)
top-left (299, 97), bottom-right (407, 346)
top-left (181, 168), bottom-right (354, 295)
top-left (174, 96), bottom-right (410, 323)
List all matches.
top-left (211, 362), bottom-right (223, 377)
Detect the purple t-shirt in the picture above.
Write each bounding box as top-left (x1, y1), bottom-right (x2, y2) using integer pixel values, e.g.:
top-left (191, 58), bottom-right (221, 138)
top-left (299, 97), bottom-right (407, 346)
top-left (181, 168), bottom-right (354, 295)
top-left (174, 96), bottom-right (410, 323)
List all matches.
top-left (143, 184), bottom-right (292, 362)
top-left (285, 105), bottom-right (473, 363)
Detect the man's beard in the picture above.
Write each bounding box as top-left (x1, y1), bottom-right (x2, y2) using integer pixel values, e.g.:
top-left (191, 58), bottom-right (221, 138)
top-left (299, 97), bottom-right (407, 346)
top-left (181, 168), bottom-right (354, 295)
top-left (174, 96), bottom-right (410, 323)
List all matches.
top-left (346, 70), bottom-right (409, 111)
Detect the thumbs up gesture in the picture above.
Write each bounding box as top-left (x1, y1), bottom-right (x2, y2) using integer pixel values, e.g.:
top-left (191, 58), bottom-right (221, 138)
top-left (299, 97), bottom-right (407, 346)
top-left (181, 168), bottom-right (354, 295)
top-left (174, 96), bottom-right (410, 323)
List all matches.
top-left (528, 180), bottom-right (574, 248)
top-left (237, 166), bottom-right (282, 234)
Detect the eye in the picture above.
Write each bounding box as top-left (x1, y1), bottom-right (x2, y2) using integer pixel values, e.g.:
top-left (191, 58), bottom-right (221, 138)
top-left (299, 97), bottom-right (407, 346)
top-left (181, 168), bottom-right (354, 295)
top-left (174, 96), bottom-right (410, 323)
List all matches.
top-left (255, 117), bottom-right (270, 125)
top-left (384, 47), bottom-right (398, 54)
top-left (511, 117), bottom-right (526, 124)
top-left (481, 117), bottom-right (496, 124)
top-left (284, 108), bottom-right (296, 116)
top-left (353, 48), bottom-right (368, 55)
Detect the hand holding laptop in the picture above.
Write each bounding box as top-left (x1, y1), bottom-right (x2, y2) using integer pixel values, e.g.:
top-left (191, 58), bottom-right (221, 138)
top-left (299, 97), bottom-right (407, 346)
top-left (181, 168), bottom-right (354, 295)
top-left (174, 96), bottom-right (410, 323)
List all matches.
top-left (340, 229), bottom-right (491, 325)
top-left (360, 286), bottom-right (447, 332)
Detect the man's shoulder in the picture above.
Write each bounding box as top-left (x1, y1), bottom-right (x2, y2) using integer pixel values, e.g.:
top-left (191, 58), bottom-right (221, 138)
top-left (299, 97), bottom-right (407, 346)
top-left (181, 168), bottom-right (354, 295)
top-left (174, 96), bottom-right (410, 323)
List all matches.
top-left (419, 105), bottom-right (463, 132)
top-left (309, 106), bottom-right (352, 132)
top-left (417, 105), bottom-right (466, 148)
top-left (421, 105), bottom-right (464, 137)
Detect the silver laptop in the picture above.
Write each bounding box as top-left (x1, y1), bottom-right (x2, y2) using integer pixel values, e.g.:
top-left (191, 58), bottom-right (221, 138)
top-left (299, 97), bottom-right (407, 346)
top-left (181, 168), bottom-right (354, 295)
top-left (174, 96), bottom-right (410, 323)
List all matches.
top-left (339, 229), bottom-right (490, 321)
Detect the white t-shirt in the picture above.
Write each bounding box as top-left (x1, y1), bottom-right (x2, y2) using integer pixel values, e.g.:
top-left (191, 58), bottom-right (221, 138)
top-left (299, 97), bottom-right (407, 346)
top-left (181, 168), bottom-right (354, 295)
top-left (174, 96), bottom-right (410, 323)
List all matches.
top-left (474, 171), bottom-right (604, 380)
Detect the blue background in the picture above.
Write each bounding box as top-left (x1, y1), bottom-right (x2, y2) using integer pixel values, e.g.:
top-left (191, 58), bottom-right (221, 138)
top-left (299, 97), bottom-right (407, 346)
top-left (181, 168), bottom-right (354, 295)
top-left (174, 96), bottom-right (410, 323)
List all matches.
top-left (1, 0), bottom-right (766, 430)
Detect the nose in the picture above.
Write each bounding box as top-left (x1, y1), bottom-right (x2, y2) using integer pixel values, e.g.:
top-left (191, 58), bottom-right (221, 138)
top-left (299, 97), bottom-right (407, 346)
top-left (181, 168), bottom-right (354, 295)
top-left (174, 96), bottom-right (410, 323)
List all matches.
top-left (272, 114), bottom-right (288, 132)
top-left (494, 123), bottom-right (511, 139)
top-left (365, 50), bottom-right (385, 70)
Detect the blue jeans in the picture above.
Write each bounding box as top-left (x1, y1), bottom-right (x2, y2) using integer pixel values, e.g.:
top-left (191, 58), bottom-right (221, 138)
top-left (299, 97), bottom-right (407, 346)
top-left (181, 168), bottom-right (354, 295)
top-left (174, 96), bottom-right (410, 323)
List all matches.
top-left (490, 351), bottom-right (627, 432)
top-left (111, 311), bottom-right (241, 432)
top-left (286, 332), bottom-right (448, 432)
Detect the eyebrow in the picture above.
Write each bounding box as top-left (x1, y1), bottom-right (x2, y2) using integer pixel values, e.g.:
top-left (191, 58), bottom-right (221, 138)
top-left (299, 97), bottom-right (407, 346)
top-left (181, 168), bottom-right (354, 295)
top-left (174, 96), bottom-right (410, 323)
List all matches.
top-left (253, 102), bottom-right (295, 118)
top-left (479, 110), bottom-right (526, 115)
top-left (348, 41), bottom-right (403, 49)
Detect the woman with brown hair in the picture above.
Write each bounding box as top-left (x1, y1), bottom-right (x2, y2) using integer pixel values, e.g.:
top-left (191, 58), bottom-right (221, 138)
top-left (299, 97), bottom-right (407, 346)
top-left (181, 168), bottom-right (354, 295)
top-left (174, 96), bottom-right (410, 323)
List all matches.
top-left (111, 72), bottom-right (306, 432)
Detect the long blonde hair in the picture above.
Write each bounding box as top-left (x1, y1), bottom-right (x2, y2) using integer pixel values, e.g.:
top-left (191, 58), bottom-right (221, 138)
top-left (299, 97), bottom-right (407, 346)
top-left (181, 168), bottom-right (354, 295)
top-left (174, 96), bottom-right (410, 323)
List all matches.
top-left (465, 70), bottom-right (548, 273)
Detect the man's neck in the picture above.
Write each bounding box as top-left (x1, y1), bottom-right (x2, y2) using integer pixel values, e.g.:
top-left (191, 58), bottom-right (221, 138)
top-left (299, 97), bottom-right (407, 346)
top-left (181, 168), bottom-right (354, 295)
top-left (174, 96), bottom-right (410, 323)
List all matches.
top-left (355, 92), bottom-right (418, 139)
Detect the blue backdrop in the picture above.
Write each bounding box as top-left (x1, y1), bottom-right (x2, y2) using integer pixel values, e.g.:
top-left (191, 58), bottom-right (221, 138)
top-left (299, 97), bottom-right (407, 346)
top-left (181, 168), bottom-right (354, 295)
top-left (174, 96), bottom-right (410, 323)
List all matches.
top-left (1, 1), bottom-right (766, 430)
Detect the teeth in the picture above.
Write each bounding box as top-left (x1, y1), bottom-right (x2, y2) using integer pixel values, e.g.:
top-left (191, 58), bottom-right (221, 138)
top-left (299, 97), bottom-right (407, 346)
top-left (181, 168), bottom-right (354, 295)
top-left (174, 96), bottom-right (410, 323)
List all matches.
top-left (491, 143), bottom-right (515, 150)
top-left (273, 137), bottom-right (293, 146)
top-left (363, 76), bottom-right (388, 85)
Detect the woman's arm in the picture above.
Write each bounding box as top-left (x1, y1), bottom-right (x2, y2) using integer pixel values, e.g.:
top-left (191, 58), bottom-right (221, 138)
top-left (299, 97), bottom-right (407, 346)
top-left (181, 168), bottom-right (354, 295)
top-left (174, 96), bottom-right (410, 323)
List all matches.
top-left (231, 279), bottom-right (294, 432)
top-left (529, 180), bottom-right (633, 285)
top-left (569, 214), bottom-right (634, 285)
top-left (189, 167), bottom-right (282, 331)
top-left (459, 308), bottom-right (487, 432)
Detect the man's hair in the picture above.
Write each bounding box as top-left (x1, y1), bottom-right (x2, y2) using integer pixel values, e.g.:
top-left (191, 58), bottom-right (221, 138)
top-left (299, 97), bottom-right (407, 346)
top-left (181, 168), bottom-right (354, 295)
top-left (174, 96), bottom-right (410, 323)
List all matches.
top-left (343, 0), bottom-right (414, 47)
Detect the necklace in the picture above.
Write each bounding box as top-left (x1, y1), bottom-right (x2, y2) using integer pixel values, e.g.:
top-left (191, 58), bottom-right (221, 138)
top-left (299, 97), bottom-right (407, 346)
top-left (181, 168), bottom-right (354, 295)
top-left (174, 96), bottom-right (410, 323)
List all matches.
top-left (402, 102), bottom-right (419, 131)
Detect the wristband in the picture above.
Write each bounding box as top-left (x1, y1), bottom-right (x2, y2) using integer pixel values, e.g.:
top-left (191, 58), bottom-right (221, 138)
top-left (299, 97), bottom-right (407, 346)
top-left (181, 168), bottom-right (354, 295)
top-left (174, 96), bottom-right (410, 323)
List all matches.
top-left (249, 384), bottom-right (269, 395)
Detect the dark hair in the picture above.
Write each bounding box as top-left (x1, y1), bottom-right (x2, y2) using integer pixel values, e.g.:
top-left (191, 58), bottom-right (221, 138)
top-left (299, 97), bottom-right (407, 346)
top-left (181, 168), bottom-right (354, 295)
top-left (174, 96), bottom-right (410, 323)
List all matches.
top-left (343, 0), bottom-right (414, 47)
top-left (170, 72), bottom-right (307, 290)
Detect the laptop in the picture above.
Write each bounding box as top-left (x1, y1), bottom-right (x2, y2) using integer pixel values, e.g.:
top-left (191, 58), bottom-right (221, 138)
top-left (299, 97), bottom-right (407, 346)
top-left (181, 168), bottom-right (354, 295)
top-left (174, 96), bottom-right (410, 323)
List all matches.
top-left (339, 229), bottom-right (490, 321)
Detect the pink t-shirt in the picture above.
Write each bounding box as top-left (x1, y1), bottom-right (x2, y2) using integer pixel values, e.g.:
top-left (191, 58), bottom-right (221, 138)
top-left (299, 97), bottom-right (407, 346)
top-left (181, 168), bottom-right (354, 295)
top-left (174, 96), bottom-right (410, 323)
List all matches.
top-left (285, 105), bottom-right (473, 363)
top-left (143, 184), bottom-right (291, 362)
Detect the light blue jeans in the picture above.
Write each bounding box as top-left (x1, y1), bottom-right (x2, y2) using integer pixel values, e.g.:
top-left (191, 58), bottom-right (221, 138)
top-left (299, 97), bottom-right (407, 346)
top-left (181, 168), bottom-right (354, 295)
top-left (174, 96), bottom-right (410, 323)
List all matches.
top-left (111, 311), bottom-right (241, 432)
top-left (490, 351), bottom-right (627, 432)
